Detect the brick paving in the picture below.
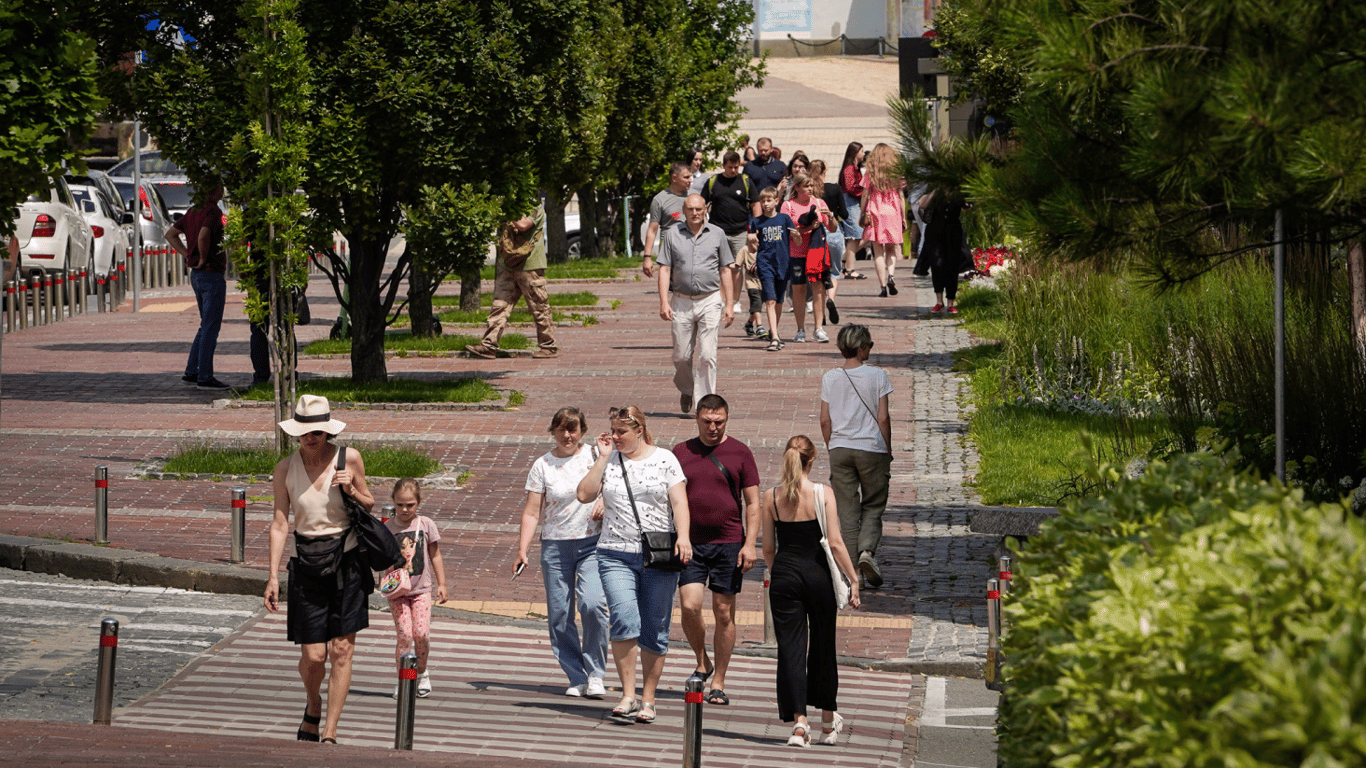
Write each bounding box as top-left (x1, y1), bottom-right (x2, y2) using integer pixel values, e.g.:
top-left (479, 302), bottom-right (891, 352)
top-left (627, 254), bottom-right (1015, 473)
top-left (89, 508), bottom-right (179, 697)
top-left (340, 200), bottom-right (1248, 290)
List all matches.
top-left (0, 269), bottom-right (994, 669)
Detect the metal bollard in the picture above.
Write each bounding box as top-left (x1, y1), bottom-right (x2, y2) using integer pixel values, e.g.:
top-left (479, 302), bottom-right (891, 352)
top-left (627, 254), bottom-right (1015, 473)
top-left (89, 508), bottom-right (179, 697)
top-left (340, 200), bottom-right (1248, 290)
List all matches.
top-left (985, 577), bottom-right (1004, 691)
top-left (17, 278), bottom-right (28, 329)
top-left (93, 618), bottom-right (119, 724)
top-left (71, 270), bottom-right (82, 315)
top-left (28, 275), bottom-right (41, 325)
top-left (230, 488), bottom-right (247, 563)
top-left (4, 279), bottom-right (15, 331)
top-left (682, 676), bottom-right (704, 768)
top-left (761, 568), bottom-right (776, 647)
top-left (43, 272), bottom-right (55, 324)
top-left (381, 503), bottom-right (395, 522)
top-left (394, 653), bottom-right (418, 750)
top-left (95, 465), bottom-right (109, 544)
top-left (116, 262), bottom-right (126, 306)
top-left (53, 273), bottom-right (66, 320)
top-left (998, 555), bottom-right (1012, 594)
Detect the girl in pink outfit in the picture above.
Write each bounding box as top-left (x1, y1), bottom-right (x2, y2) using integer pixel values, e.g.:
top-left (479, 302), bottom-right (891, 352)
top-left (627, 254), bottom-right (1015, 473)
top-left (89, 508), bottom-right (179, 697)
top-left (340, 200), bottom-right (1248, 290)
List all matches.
top-left (383, 478), bottom-right (447, 698)
top-left (781, 173), bottom-right (838, 344)
top-left (861, 143), bottom-right (906, 298)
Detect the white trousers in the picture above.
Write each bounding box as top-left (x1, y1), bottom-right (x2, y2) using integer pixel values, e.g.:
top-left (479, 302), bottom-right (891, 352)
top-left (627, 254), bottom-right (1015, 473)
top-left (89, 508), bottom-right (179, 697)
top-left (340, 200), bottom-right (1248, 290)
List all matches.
top-left (670, 290), bottom-right (723, 399)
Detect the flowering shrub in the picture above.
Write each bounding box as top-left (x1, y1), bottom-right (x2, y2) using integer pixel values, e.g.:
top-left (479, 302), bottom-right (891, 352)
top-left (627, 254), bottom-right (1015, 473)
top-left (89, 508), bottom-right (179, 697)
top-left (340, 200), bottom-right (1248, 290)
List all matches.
top-left (971, 244), bottom-right (1015, 278)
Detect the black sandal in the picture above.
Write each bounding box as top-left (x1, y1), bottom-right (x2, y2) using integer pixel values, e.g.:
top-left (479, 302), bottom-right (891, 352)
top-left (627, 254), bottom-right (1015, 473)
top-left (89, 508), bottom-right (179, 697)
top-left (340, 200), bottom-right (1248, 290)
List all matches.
top-left (320, 737), bottom-right (338, 745)
top-left (296, 710), bottom-right (321, 742)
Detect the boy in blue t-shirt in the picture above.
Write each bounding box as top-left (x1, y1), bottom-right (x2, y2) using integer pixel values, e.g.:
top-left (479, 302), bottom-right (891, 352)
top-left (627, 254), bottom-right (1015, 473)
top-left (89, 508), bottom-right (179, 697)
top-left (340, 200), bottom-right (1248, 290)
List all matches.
top-left (750, 187), bottom-right (798, 351)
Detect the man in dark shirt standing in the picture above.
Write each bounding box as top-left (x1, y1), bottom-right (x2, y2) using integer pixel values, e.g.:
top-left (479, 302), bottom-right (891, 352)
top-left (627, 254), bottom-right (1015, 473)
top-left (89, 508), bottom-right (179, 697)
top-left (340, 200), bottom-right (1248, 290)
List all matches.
top-left (701, 151), bottom-right (762, 335)
top-left (167, 185), bottom-right (230, 389)
top-left (673, 394), bottom-right (760, 705)
top-left (743, 137), bottom-right (786, 196)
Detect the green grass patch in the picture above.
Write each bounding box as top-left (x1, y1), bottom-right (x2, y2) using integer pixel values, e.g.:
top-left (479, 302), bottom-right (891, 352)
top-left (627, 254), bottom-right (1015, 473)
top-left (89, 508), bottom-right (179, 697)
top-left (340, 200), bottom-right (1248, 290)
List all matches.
top-left (433, 290), bottom-right (601, 308)
top-left (477, 256), bottom-right (637, 281)
top-left (302, 332), bottom-right (529, 356)
top-left (435, 307), bottom-right (570, 325)
top-left (954, 284), bottom-right (1007, 341)
top-left (162, 441), bottom-right (441, 477)
top-left (239, 376), bottom-right (501, 404)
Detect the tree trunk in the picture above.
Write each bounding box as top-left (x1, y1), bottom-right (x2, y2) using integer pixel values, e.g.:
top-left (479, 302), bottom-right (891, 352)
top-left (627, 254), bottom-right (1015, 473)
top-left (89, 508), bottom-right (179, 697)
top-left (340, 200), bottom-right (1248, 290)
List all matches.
top-left (348, 238), bottom-right (389, 384)
top-left (459, 263), bottom-right (481, 312)
top-left (270, 263), bottom-right (298, 455)
top-left (595, 188), bottom-right (617, 257)
top-left (408, 261), bottom-right (440, 337)
top-left (545, 188), bottom-right (568, 264)
top-left (578, 184), bottom-right (598, 259)
top-left (1349, 239), bottom-right (1366, 361)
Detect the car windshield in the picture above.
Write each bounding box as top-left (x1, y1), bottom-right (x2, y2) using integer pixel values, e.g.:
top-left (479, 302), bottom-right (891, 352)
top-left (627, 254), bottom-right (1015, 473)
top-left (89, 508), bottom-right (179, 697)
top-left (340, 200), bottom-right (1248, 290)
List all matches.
top-left (111, 180), bottom-right (136, 210)
top-left (153, 181), bottom-right (195, 211)
top-left (108, 152), bottom-right (185, 177)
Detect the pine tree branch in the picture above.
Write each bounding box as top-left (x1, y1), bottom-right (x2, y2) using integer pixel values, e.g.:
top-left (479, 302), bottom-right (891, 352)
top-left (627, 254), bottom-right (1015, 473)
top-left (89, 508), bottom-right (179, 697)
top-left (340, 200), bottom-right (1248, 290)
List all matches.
top-left (1089, 13), bottom-right (1165, 32)
top-left (1103, 45), bottom-right (1221, 70)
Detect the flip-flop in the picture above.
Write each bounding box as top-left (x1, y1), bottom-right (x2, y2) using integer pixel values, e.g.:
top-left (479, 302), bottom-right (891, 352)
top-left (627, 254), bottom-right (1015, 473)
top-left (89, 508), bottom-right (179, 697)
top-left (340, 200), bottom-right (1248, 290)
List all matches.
top-left (705, 688), bottom-right (730, 705)
top-left (846, 270), bottom-right (868, 280)
top-left (296, 710), bottom-right (321, 742)
top-left (320, 737), bottom-right (338, 745)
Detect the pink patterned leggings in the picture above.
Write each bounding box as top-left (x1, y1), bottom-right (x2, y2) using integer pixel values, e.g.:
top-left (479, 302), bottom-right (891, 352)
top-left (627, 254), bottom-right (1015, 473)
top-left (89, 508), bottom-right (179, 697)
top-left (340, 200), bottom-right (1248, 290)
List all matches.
top-left (389, 592), bottom-right (432, 671)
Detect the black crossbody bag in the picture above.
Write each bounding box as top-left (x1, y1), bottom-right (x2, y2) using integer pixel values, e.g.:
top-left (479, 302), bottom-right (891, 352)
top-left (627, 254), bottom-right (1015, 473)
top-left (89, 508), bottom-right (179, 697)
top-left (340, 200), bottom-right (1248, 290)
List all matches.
top-left (619, 452), bottom-right (685, 572)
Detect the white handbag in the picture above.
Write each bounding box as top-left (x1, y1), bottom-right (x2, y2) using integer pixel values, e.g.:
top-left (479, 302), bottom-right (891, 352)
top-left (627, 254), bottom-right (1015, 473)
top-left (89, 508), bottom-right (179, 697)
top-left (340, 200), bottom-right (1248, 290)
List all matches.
top-left (813, 484), bottom-right (851, 609)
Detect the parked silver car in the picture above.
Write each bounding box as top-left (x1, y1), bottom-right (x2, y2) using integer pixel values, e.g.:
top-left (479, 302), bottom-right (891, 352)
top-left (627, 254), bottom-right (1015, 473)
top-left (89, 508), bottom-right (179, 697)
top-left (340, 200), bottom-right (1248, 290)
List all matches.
top-left (14, 177), bottom-right (94, 277)
top-left (110, 178), bottom-right (175, 251)
top-left (107, 151), bottom-right (195, 220)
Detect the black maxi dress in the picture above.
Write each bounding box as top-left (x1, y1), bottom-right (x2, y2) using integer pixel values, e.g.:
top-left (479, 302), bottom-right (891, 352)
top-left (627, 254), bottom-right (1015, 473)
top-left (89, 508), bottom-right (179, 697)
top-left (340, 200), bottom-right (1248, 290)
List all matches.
top-left (769, 499), bottom-right (840, 722)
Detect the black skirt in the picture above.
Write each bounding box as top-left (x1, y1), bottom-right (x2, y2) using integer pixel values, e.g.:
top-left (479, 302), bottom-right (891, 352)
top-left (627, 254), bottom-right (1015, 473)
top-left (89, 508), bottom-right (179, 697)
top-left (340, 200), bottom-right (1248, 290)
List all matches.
top-left (286, 547), bottom-right (370, 645)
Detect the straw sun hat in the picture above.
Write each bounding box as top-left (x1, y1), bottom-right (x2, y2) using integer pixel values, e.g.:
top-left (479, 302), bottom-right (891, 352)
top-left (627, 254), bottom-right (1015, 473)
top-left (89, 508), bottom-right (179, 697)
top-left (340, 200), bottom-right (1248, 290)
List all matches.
top-left (278, 394), bottom-right (348, 437)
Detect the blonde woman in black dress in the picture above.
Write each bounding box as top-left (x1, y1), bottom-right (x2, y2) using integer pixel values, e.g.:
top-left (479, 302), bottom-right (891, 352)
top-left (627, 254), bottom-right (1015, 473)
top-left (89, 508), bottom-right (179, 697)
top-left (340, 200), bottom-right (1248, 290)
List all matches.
top-left (761, 435), bottom-right (861, 747)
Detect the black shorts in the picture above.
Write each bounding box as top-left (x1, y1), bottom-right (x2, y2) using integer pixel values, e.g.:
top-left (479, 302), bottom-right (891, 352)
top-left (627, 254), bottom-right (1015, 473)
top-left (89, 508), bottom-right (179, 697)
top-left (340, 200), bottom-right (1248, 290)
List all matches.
top-left (286, 548), bottom-right (370, 645)
top-left (679, 542), bottom-right (744, 595)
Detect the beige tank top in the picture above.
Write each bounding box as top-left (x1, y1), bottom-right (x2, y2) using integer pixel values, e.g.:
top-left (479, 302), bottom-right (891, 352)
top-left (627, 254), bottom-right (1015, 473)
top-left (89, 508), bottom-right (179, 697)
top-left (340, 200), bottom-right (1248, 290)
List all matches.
top-left (287, 449), bottom-right (349, 538)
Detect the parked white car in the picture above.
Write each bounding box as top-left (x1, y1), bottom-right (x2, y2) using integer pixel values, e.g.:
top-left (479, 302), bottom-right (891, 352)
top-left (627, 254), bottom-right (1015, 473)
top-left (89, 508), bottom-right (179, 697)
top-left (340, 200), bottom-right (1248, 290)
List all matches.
top-left (14, 177), bottom-right (94, 277)
top-left (68, 181), bottom-right (132, 277)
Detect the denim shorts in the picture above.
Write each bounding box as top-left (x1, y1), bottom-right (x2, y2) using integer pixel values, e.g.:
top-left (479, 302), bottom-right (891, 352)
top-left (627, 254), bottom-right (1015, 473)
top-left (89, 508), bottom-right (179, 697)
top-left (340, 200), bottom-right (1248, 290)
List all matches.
top-left (758, 262), bottom-right (788, 303)
top-left (679, 542), bottom-right (744, 595)
top-left (841, 192), bottom-right (864, 240)
top-left (597, 547), bottom-right (679, 655)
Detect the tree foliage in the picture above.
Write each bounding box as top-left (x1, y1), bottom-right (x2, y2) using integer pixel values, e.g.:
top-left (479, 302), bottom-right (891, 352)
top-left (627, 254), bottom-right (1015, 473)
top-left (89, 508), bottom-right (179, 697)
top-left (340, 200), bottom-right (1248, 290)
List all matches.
top-left (0, 0), bottom-right (103, 237)
top-left (934, 0), bottom-right (1366, 282)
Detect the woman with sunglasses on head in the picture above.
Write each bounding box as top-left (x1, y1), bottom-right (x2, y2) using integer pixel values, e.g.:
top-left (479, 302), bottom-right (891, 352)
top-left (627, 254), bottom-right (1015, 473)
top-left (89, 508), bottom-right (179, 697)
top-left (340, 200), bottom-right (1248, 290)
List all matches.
top-left (576, 405), bottom-right (693, 725)
top-left (514, 406), bottom-right (611, 699)
top-left (264, 395), bottom-right (376, 746)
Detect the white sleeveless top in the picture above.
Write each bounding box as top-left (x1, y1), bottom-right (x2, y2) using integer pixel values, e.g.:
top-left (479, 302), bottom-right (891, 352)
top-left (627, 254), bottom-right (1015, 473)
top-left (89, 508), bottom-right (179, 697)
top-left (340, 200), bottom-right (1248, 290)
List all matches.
top-left (286, 449), bottom-right (349, 538)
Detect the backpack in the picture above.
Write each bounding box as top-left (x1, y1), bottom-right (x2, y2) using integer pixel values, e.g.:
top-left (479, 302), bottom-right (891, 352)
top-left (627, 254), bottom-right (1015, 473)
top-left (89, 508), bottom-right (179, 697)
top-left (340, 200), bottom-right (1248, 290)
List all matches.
top-left (705, 173), bottom-right (753, 201)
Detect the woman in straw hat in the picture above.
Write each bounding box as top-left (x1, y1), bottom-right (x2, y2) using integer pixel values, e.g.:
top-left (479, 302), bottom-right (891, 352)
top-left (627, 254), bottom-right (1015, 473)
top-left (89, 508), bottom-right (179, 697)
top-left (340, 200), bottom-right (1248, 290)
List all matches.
top-left (264, 394), bottom-right (375, 745)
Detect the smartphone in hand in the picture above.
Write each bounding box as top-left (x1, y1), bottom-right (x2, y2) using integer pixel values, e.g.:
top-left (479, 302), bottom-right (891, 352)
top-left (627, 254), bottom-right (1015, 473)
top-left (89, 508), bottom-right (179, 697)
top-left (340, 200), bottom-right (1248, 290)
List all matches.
top-left (513, 562), bottom-right (526, 579)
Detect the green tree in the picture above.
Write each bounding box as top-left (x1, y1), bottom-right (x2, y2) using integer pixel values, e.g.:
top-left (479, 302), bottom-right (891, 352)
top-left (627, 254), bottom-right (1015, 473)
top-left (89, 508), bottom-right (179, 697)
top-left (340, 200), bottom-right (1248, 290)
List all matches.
top-left (104, 0), bottom-right (581, 383)
top-left (401, 184), bottom-right (502, 329)
top-left (0, 0), bottom-right (103, 236)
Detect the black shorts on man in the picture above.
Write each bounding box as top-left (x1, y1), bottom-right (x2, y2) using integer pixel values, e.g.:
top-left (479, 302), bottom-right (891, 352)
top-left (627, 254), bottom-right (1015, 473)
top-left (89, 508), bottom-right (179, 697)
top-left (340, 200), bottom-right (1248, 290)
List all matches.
top-left (679, 542), bottom-right (745, 595)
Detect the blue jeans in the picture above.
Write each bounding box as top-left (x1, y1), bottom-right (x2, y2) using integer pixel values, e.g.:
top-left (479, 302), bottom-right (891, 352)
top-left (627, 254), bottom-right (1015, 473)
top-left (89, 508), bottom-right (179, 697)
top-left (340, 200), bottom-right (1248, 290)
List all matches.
top-left (597, 547), bottom-right (679, 655)
top-left (185, 270), bottom-right (226, 383)
top-left (827, 226), bottom-right (846, 277)
top-left (841, 192), bottom-right (864, 240)
top-left (540, 536), bottom-right (609, 686)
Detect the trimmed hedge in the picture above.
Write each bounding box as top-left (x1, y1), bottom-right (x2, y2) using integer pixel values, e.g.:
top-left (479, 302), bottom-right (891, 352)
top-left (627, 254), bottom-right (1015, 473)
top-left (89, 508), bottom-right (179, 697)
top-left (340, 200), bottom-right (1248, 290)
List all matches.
top-left (1001, 444), bottom-right (1366, 767)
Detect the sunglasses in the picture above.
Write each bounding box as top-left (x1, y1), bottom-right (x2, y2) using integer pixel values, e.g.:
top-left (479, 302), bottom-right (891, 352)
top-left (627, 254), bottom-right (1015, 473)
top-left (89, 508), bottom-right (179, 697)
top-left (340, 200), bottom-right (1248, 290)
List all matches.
top-left (307, 430), bottom-right (326, 436)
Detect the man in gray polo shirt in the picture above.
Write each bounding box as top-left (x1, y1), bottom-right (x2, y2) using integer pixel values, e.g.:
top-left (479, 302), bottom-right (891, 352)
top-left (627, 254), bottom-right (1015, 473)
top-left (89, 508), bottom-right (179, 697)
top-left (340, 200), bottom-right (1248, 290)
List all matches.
top-left (657, 194), bottom-right (736, 415)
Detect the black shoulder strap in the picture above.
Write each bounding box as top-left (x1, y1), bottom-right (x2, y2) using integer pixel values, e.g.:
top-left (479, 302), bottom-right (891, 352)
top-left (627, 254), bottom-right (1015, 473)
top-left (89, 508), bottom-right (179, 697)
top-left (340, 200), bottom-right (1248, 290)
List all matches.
top-left (617, 452), bottom-right (645, 535)
top-left (335, 445), bottom-right (346, 471)
top-left (699, 441), bottom-right (742, 514)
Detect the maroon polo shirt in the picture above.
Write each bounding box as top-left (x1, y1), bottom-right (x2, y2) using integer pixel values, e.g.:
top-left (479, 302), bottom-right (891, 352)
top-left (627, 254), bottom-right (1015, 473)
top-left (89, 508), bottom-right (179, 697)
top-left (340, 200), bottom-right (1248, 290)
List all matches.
top-left (673, 436), bottom-right (760, 545)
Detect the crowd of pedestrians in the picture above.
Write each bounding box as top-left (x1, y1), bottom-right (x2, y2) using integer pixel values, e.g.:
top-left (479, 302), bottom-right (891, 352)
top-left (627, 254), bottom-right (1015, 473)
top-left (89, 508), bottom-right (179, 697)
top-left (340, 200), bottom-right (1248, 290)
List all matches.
top-left (262, 135), bottom-right (927, 749)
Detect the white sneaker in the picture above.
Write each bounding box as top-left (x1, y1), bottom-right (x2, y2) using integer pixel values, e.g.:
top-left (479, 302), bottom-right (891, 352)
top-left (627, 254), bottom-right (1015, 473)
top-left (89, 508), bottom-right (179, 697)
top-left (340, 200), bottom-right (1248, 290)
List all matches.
top-left (814, 328), bottom-right (829, 343)
top-left (585, 677), bottom-right (606, 698)
top-left (805, 301), bottom-right (813, 313)
top-left (733, 301), bottom-right (743, 313)
top-left (565, 684), bottom-right (586, 697)
top-left (417, 671), bottom-right (432, 698)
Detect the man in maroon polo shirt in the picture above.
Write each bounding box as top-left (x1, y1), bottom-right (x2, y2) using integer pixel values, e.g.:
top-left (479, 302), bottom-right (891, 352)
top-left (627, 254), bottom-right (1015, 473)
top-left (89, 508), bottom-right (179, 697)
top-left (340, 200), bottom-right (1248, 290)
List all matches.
top-left (672, 393), bottom-right (760, 705)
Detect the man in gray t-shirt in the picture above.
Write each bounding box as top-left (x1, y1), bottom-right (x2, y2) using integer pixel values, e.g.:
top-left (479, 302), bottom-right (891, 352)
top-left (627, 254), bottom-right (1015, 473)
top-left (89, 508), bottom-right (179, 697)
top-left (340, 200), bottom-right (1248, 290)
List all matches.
top-left (656, 194), bottom-right (736, 414)
top-left (642, 162), bottom-right (693, 278)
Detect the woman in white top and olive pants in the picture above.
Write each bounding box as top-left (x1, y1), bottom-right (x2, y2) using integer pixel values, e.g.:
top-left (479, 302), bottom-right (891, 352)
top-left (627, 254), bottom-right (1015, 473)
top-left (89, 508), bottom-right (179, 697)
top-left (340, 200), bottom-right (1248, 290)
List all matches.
top-left (819, 324), bottom-right (893, 589)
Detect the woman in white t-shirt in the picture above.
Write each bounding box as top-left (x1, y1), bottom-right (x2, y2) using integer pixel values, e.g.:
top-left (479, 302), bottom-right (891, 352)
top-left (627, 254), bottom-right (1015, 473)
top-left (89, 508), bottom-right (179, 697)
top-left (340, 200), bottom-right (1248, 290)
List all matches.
top-left (819, 324), bottom-right (893, 591)
top-left (576, 405), bottom-right (693, 725)
top-left (515, 407), bottom-right (610, 699)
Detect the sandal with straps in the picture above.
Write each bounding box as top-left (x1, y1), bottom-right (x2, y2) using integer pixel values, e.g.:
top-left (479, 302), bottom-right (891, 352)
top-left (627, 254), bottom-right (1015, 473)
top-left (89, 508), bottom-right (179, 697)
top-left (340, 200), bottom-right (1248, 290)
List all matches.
top-left (787, 722), bottom-right (811, 747)
top-left (296, 710), bottom-right (321, 742)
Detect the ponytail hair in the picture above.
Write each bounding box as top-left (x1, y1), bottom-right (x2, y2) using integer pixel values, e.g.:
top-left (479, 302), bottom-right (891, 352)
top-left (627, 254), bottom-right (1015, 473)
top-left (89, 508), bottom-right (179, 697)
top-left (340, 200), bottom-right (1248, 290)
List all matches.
top-left (780, 435), bottom-right (816, 504)
top-left (609, 405), bottom-right (652, 446)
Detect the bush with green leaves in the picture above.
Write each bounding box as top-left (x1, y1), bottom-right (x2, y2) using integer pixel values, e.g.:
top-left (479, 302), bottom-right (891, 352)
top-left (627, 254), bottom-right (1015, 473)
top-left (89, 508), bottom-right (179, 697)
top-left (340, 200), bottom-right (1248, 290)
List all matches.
top-left (1001, 446), bottom-right (1366, 766)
